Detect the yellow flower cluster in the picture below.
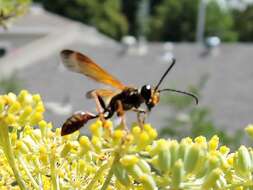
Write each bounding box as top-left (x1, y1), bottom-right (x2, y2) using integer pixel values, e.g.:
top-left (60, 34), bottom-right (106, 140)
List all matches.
top-left (0, 90), bottom-right (253, 189)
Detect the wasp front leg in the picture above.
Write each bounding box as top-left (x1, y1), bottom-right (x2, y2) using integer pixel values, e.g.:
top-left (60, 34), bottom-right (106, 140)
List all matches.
top-left (133, 108), bottom-right (147, 128)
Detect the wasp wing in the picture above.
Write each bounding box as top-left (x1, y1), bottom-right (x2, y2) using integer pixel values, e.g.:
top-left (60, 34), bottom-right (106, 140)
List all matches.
top-left (86, 89), bottom-right (120, 99)
top-left (61, 49), bottom-right (125, 90)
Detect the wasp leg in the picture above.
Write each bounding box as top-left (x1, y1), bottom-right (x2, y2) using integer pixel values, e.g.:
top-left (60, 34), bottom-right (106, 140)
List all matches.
top-left (133, 108), bottom-right (147, 128)
top-left (116, 100), bottom-right (128, 131)
top-left (90, 91), bottom-right (106, 123)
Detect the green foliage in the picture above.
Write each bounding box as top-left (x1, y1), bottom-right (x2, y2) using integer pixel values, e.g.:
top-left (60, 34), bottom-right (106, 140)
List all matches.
top-left (233, 4), bottom-right (253, 41)
top-left (149, 0), bottom-right (198, 41)
top-left (205, 1), bottom-right (238, 41)
top-left (34, 0), bottom-right (253, 41)
top-left (38, 0), bottom-right (128, 40)
top-left (160, 74), bottom-right (243, 149)
top-left (149, 0), bottom-right (237, 42)
top-left (122, 0), bottom-right (141, 36)
top-left (0, 0), bottom-right (30, 27)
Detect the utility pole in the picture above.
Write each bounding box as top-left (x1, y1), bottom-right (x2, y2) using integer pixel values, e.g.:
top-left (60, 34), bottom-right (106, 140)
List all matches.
top-left (137, 0), bottom-right (149, 39)
top-left (136, 0), bottom-right (149, 55)
top-left (196, 0), bottom-right (207, 43)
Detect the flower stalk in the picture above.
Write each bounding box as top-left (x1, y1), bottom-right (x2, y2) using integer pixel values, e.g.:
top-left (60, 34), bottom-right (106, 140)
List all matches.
top-left (101, 153), bottom-right (120, 190)
top-left (0, 123), bottom-right (26, 190)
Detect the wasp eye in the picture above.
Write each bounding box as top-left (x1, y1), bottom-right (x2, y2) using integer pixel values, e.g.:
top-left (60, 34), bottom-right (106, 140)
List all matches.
top-left (141, 85), bottom-right (152, 102)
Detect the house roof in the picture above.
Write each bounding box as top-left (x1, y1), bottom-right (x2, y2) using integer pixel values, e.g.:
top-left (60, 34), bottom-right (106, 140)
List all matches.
top-left (0, 6), bottom-right (117, 78)
top-left (1, 8), bottom-right (253, 135)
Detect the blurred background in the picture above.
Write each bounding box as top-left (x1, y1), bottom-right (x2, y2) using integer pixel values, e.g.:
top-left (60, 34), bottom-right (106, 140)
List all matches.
top-left (0, 0), bottom-right (253, 148)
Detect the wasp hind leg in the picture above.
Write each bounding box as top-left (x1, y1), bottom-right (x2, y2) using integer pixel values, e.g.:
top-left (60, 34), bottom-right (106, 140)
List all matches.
top-left (91, 91), bottom-right (107, 124)
top-left (115, 100), bottom-right (128, 131)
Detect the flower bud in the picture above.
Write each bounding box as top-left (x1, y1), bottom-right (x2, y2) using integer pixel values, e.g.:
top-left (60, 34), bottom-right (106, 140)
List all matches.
top-left (194, 136), bottom-right (207, 149)
top-left (143, 123), bottom-right (157, 140)
top-left (39, 146), bottom-right (48, 164)
top-left (4, 114), bottom-right (16, 126)
top-left (208, 135), bottom-right (219, 151)
top-left (15, 140), bottom-right (29, 154)
top-left (191, 149), bottom-right (206, 176)
top-left (148, 139), bottom-right (167, 156)
top-left (78, 160), bottom-right (85, 174)
top-left (245, 124), bottom-right (253, 139)
top-left (124, 164), bottom-right (143, 181)
top-left (157, 146), bottom-right (171, 173)
top-left (38, 120), bottom-right (48, 137)
top-left (91, 136), bottom-right (102, 152)
top-left (35, 102), bottom-right (45, 113)
top-left (171, 159), bottom-right (184, 189)
top-left (208, 155), bottom-right (220, 172)
top-left (7, 93), bottom-right (17, 103)
top-left (139, 174), bottom-right (157, 190)
top-left (30, 112), bottom-right (43, 126)
top-left (79, 136), bottom-right (91, 153)
top-left (103, 120), bottom-right (112, 129)
top-left (219, 146), bottom-right (230, 155)
top-left (113, 163), bottom-right (131, 186)
top-left (178, 142), bottom-right (189, 161)
top-left (236, 146), bottom-right (252, 175)
top-left (202, 168), bottom-right (222, 189)
top-left (120, 155), bottom-right (139, 167)
top-left (138, 159), bottom-right (151, 174)
top-left (8, 101), bottom-right (21, 114)
top-left (113, 130), bottom-right (125, 140)
top-left (132, 126), bottom-right (141, 137)
top-left (90, 122), bottom-right (102, 137)
top-left (32, 94), bottom-right (41, 104)
top-left (184, 144), bottom-right (201, 174)
top-left (0, 97), bottom-right (5, 112)
top-left (138, 131), bottom-right (150, 149)
top-left (169, 140), bottom-right (179, 166)
top-left (61, 142), bottom-right (72, 157)
top-left (18, 90), bottom-right (29, 103)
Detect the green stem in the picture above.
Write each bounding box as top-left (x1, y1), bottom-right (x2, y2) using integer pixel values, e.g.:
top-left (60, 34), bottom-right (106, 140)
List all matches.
top-left (0, 124), bottom-right (26, 190)
top-left (17, 154), bottom-right (40, 189)
top-left (100, 153), bottom-right (120, 190)
top-left (50, 152), bottom-right (60, 190)
top-left (85, 162), bottom-right (110, 190)
top-left (226, 181), bottom-right (253, 189)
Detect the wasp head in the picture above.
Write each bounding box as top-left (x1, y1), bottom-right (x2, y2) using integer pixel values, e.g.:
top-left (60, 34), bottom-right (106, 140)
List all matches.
top-left (141, 85), bottom-right (160, 111)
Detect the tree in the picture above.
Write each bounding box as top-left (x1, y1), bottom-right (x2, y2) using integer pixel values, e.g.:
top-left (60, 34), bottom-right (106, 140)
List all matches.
top-left (205, 1), bottom-right (237, 42)
top-left (121, 0), bottom-right (141, 36)
top-left (149, 0), bottom-right (237, 42)
top-left (37, 0), bottom-right (128, 40)
top-left (233, 4), bottom-right (253, 41)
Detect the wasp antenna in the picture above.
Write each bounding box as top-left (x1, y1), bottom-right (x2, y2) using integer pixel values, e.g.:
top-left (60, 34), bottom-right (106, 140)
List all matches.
top-left (154, 58), bottom-right (176, 92)
top-left (159, 88), bottom-right (198, 104)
